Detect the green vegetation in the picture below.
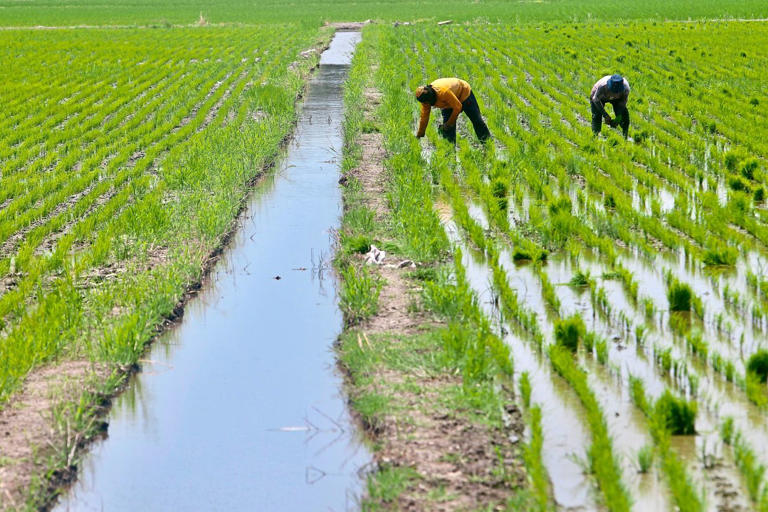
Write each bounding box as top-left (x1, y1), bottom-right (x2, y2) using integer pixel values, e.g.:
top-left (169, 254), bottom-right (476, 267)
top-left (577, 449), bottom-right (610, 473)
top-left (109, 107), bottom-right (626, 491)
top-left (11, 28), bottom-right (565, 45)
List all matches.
top-left (654, 391), bottom-right (697, 435)
top-left (338, 264), bottom-right (383, 324)
top-left (3, 0), bottom-right (768, 27)
top-left (630, 377), bottom-right (704, 511)
top-left (703, 244), bottom-right (738, 266)
top-left (9, 0), bottom-right (768, 508)
top-left (747, 349), bottom-right (768, 383)
top-left (637, 444), bottom-right (654, 474)
top-left (549, 346), bottom-right (631, 511)
top-left (554, 315), bottom-right (586, 352)
top-left (521, 405), bottom-right (554, 511)
top-left (667, 280), bottom-right (693, 312)
top-left (0, 24), bottom-right (326, 402)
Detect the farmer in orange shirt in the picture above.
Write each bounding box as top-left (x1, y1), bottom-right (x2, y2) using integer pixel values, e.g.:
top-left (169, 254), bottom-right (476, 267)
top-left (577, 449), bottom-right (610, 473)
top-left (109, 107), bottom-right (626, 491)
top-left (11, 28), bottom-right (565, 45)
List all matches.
top-left (415, 78), bottom-right (490, 143)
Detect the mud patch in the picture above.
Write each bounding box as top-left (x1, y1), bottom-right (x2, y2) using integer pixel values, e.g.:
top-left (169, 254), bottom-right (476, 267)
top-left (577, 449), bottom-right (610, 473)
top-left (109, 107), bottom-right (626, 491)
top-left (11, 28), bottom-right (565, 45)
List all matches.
top-left (77, 244), bottom-right (170, 290)
top-left (362, 265), bottom-right (433, 334)
top-left (375, 371), bottom-right (527, 511)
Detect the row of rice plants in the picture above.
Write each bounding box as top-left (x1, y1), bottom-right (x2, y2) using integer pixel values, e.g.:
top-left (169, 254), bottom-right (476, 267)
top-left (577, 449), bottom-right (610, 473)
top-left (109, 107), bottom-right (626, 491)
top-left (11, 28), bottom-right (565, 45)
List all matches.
top-left (338, 27), bottom-right (549, 508)
top-left (391, 21), bottom-right (768, 507)
top-left (0, 25), bottom-right (325, 402)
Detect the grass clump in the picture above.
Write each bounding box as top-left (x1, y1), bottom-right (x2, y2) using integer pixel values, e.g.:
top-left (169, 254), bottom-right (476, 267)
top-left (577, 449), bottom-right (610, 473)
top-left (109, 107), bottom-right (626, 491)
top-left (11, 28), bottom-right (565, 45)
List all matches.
top-left (747, 349), bottom-right (768, 383)
top-left (555, 315), bottom-right (585, 352)
top-left (569, 269), bottom-right (591, 287)
top-left (703, 244), bottom-right (738, 266)
top-left (341, 233), bottom-right (373, 254)
top-left (654, 390), bottom-right (697, 435)
top-left (637, 444), bottom-right (654, 473)
top-left (667, 279), bottom-right (699, 313)
top-left (339, 264), bottom-right (382, 325)
top-left (491, 178), bottom-right (509, 213)
top-left (512, 242), bottom-right (547, 263)
top-left (720, 417), bottom-right (735, 445)
top-left (667, 281), bottom-right (691, 311)
top-left (740, 158), bottom-right (760, 180)
top-left (365, 464), bottom-right (421, 504)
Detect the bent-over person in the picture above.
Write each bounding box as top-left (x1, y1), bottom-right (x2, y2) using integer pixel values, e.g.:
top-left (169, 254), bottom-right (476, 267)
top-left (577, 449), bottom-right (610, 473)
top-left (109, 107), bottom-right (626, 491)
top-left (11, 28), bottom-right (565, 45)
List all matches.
top-left (415, 78), bottom-right (490, 143)
top-left (590, 74), bottom-right (630, 138)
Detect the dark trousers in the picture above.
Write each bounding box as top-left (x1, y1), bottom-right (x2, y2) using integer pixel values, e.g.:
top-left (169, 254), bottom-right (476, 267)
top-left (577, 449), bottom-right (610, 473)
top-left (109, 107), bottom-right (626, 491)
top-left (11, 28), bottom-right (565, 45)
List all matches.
top-left (440, 91), bottom-right (491, 143)
top-left (591, 101), bottom-right (630, 137)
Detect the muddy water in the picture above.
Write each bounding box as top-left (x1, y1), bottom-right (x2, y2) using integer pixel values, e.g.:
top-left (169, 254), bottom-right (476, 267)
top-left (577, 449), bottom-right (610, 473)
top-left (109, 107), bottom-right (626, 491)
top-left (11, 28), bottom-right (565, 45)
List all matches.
top-left (620, 248), bottom-right (768, 372)
top-left (549, 252), bottom-right (752, 510)
top-left (463, 200), bottom-right (672, 508)
top-left (54, 32), bottom-right (368, 512)
top-left (439, 214), bottom-right (596, 511)
top-left (493, 249), bottom-right (671, 509)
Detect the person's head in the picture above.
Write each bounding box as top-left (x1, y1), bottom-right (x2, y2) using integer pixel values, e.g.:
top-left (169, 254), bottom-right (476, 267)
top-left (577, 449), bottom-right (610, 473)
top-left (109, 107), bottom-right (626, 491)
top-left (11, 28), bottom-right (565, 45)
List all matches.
top-left (415, 84), bottom-right (437, 105)
top-left (609, 74), bottom-right (624, 93)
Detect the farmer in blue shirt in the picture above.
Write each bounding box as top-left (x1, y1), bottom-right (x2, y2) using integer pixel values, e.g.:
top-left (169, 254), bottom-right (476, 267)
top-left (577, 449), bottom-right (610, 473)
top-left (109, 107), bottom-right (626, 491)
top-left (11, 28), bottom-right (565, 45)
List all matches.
top-left (590, 74), bottom-right (630, 138)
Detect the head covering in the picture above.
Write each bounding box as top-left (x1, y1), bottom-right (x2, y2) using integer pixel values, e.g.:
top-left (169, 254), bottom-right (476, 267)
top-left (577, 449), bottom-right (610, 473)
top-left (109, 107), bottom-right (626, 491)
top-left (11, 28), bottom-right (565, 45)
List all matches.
top-left (609, 74), bottom-right (624, 93)
top-left (415, 84), bottom-right (437, 104)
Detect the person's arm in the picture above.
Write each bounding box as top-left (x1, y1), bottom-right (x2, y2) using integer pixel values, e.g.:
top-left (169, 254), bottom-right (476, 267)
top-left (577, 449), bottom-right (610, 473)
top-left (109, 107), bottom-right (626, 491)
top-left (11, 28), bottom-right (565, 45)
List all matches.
top-left (416, 103), bottom-right (431, 137)
top-left (443, 90), bottom-right (463, 127)
top-left (590, 89), bottom-right (612, 122)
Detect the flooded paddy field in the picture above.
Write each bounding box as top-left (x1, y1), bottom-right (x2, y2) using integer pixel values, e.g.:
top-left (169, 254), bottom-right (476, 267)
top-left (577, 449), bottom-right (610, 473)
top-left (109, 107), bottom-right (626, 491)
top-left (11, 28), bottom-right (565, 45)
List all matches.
top-left (6, 2), bottom-right (768, 510)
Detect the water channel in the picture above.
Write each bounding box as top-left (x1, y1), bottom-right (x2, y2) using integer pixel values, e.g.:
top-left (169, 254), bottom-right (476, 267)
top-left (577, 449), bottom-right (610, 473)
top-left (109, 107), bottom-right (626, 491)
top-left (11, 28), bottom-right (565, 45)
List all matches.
top-left (54, 31), bottom-right (367, 512)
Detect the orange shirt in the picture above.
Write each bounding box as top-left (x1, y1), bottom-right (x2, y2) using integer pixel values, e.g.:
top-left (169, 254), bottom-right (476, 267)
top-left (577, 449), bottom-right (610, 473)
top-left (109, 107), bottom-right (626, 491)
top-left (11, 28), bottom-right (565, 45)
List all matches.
top-left (417, 78), bottom-right (472, 137)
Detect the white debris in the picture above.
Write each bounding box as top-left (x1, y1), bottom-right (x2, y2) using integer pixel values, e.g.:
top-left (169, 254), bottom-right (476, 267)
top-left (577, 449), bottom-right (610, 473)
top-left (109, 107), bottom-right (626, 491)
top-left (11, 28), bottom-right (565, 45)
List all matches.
top-left (364, 245), bottom-right (386, 265)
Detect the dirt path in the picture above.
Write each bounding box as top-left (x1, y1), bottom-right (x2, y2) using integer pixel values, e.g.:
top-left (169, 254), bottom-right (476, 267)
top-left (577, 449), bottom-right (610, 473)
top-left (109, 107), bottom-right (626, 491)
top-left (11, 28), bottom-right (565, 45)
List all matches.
top-left (0, 362), bottom-right (110, 508)
top-left (339, 88), bottom-right (529, 510)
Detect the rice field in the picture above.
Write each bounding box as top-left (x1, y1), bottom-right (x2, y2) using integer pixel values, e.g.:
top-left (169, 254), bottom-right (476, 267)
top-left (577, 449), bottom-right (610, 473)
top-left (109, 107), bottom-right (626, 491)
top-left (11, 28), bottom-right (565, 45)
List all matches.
top-left (339, 19), bottom-right (768, 511)
top-left (0, 24), bottom-right (331, 404)
top-left (3, 0), bottom-right (768, 509)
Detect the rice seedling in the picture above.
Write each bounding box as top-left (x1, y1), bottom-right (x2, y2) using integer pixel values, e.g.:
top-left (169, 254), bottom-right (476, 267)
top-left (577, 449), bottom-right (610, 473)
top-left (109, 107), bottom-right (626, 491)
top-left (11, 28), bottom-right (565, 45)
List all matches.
top-left (747, 349), bottom-right (768, 383)
top-left (569, 269), bottom-right (591, 287)
top-left (703, 244), bottom-right (738, 266)
top-left (548, 345), bottom-right (631, 511)
top-left (637, 444), bottom-right (655, 474)
top-left (554, 315), bottom-right (585, 352)
top-left (522, 405), bottom-right (553, 512)
top-left (520, 371), bottom-right (532, 408)
top-left (667, 280), bottom-right (692, 312)
top-left (654, 390), bottom-right (697, 435)
top-left (720, 417), bottom-right (735, 445)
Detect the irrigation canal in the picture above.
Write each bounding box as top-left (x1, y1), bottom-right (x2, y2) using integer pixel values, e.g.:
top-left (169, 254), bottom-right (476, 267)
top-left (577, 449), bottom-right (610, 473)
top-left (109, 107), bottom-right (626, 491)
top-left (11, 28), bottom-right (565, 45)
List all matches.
top-left (54, 31), bottom-right (368, 512)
